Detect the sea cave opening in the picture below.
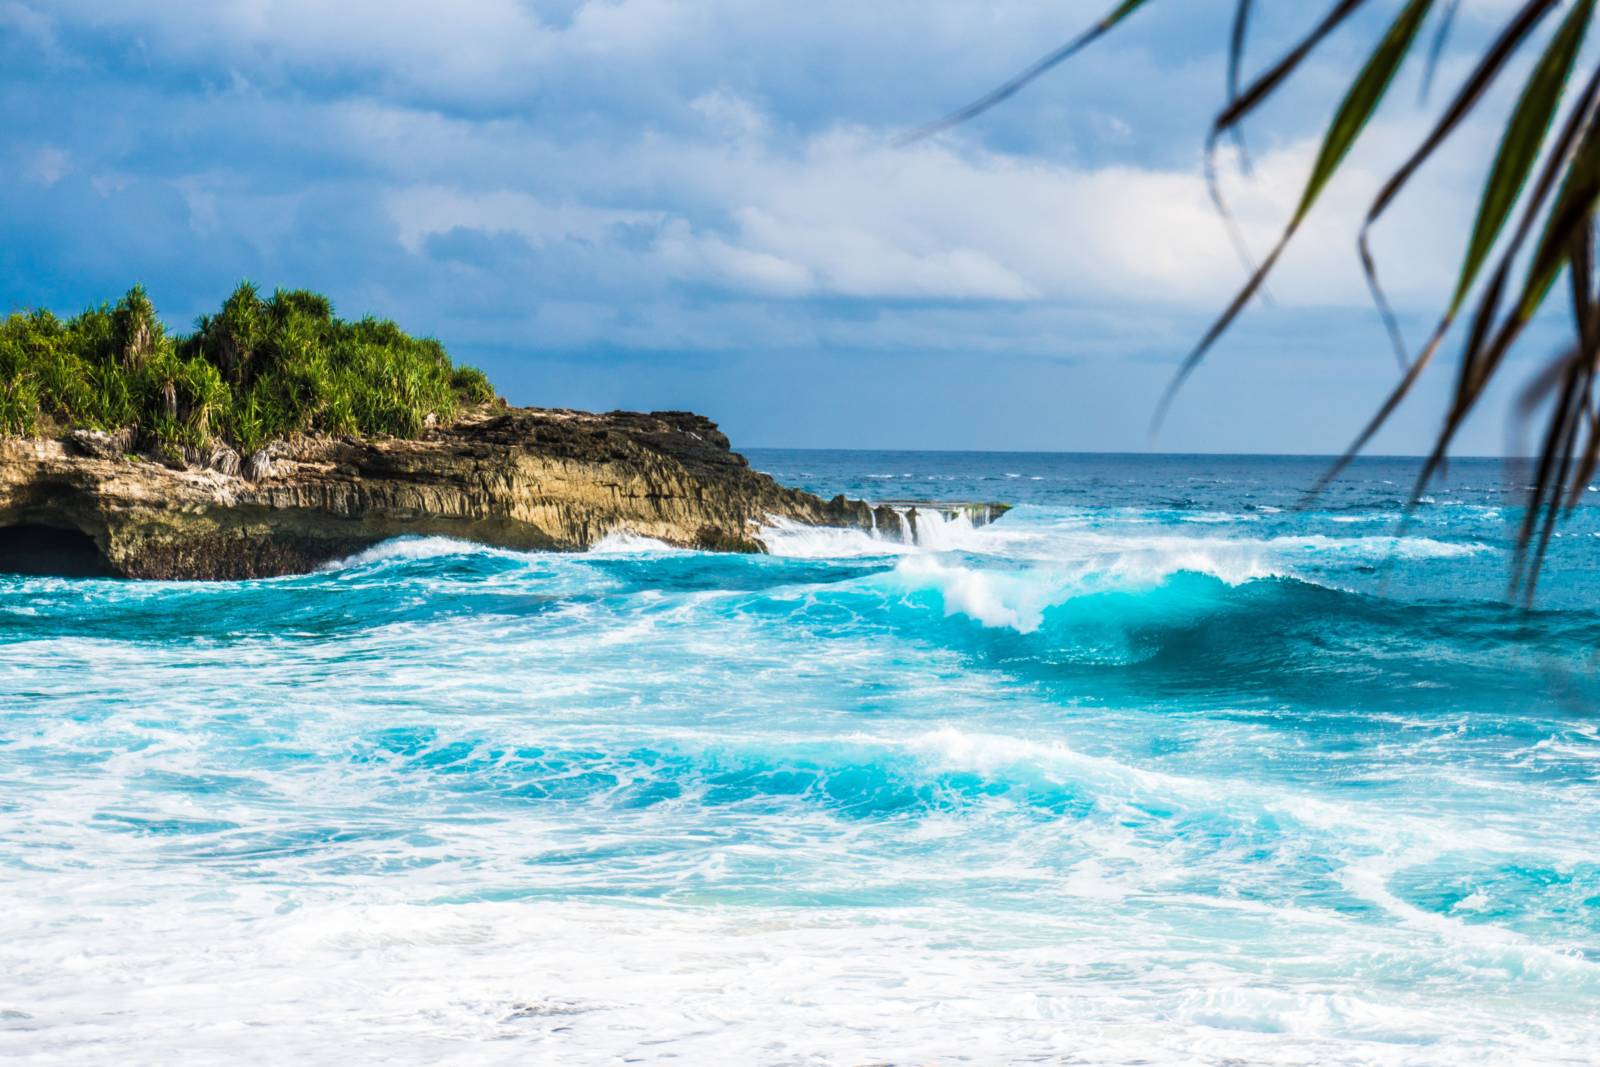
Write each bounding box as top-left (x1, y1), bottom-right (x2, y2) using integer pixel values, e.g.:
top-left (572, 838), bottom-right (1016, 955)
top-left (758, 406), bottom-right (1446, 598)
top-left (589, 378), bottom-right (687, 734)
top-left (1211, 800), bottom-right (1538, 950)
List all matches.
top-left (0, 524), bottom-right (118, 578)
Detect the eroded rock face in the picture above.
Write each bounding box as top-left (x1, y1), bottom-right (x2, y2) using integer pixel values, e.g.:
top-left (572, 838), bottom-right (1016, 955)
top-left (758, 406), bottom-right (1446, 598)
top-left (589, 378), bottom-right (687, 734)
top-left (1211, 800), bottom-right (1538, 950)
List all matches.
top-left (0, 407), bottom-right (883, 580)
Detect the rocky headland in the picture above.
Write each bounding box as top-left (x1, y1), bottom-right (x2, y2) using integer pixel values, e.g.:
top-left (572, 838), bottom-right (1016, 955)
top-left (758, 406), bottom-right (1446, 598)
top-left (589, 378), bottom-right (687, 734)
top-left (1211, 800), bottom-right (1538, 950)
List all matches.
top-left (0, 405), bottom-right (1008, 580)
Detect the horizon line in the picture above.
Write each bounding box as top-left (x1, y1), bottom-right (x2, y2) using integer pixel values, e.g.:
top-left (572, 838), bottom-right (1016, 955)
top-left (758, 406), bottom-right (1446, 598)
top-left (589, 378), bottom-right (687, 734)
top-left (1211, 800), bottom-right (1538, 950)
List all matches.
top-left (736, 446), bottom-right (1521, 462)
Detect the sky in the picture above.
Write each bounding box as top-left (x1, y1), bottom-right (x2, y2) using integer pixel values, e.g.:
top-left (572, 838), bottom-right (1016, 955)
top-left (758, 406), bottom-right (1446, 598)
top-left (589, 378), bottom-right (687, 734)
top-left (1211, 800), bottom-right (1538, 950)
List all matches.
top-left (0, 0), bottom-right (1582, 453)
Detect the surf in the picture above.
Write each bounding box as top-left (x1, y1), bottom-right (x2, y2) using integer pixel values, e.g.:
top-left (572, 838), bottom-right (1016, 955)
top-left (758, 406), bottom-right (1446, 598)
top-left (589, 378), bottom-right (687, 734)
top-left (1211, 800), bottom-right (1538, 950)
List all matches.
top-left (4, 452), bottom-right (1599, 1065)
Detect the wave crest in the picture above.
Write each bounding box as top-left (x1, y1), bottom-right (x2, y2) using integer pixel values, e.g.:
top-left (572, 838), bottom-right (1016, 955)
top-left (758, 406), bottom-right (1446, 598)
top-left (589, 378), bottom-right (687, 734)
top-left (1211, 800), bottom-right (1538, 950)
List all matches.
top-left (886, 555), bottom-right (1284, 634)
top-left (587, 532), bottom-right (681, 555)
top-left (322, 536), bottom-right (527, 571)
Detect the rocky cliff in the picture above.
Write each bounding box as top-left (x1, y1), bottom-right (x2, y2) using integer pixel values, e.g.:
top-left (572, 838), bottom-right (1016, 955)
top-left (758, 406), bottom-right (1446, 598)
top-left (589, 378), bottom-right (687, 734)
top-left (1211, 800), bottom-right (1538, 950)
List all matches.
top-left (0, 406), bottom-right (1006, 580)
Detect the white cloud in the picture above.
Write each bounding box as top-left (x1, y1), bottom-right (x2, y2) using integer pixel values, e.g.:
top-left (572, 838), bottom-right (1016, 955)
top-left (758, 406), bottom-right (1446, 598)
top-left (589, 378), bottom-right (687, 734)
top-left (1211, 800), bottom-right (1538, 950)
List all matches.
top-left (689, 88), bottom-right (770, 141)
top-left (50, 0), bottom-right (558, 100)
top-left (654, 218), bottom-right (814, 296)
top-left (22, 144), bottom-right (71, 185)
top-left (385, 186), bottom-right (661, 254)
top-left (20, 0), bottom-right (1130, 113)
top-left (378, 113), bottom-right (1484, 313)
top-left (7, 2), bottom-right (1538, 372)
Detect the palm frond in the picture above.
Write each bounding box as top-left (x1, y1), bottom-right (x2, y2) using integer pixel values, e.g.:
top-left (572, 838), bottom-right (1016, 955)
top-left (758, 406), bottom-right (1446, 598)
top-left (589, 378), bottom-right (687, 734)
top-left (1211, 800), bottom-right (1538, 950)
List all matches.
top-left (1316, 55), bottom-right (1600, 497)
top-left (895, 0), bottom-right (1155, 145)
top-left (1357, 0), bottom-right (1565, 372)
top-left (1226, 0), bottom-right (1256, 169)
top-left (903, 0), bottom-right (1600, 598)
top-left (1155, 0), bottom-right (1435, 430)
top-left (1212, 0), bottom-right (1374, 136)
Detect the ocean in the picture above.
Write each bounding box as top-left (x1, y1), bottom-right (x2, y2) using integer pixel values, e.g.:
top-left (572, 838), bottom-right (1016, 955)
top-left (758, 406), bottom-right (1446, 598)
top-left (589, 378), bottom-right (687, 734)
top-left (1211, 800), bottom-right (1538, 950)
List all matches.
top-left (2, 450), bottom-right (1598, 1065)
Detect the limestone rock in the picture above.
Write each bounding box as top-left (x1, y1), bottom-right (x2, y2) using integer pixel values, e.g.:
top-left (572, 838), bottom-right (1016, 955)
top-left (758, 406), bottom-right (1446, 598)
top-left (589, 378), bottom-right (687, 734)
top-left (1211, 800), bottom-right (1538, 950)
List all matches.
top-left (66, 428), bottom-right (135, 461)
top-left (0, 407), bottom-right (903, 579)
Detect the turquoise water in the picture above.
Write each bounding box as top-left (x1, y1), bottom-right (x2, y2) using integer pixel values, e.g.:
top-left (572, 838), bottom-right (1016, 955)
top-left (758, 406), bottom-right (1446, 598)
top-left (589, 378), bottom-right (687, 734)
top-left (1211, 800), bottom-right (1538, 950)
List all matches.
top-left (3, 451), bottom-right (1599, 1064)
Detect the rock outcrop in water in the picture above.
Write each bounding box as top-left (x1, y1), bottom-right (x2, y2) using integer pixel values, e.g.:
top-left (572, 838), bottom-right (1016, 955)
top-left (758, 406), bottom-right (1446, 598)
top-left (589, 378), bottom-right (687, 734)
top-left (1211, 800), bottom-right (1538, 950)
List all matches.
top-left (0, 406), bottom-right (1008, 580)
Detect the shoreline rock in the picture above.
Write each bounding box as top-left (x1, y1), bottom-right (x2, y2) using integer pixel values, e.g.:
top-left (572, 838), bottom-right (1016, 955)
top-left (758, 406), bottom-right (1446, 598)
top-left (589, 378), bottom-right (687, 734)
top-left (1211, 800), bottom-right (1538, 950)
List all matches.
top-left (0, 406), bottom-right (1007, 580)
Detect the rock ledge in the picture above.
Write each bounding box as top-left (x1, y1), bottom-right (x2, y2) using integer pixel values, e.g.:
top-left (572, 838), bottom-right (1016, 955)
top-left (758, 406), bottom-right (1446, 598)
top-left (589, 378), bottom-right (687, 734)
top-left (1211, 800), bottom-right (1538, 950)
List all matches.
top-left (0, 407), bottom-right (1005, 580)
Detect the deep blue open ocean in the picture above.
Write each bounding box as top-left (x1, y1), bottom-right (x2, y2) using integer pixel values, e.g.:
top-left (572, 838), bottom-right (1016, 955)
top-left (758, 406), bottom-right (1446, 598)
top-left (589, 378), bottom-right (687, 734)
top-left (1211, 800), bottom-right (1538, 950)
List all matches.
top-left (3, 451), bottom-right (1599, 1064)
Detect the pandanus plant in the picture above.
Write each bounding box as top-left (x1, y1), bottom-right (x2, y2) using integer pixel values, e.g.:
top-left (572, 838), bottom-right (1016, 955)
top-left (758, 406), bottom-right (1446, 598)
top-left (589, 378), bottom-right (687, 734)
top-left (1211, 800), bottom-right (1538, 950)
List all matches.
top-left (910, 0), bottom-right (1600, 600)
top-left (110, 285), bottom-right (161, 369)
top-left (0, 283), bottom-right (494, 457)
top-left (197, 282), bottom-right (266, 389)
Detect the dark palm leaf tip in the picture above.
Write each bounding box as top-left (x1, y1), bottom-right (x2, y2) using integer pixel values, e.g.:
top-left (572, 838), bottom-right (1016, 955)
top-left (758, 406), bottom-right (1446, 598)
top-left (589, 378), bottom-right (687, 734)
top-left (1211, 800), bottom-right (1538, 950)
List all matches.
top-left (1202, 133), bottom-right (1273, 289)
top-left (1509, 164), bottom-right (1600, 594)
top-left (1513, 331), bottom-right (1592, 602)
top-left (1420, 0), bottom-right (1464, 103)
top-left (893, 0), bottom-right (1154, 146)
top-left (1213, 0), bottom-right (1374, 135)
top-left (1226, 0), bottom-right (1257, 170)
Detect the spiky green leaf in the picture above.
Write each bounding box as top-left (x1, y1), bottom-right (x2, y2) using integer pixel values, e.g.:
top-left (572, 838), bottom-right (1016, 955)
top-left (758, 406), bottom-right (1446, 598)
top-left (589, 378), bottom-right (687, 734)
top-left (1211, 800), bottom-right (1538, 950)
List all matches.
top-left (1452, 0), bottom-right (1594, 314)
top-left (1295, 0), bottom-right (1434, 222)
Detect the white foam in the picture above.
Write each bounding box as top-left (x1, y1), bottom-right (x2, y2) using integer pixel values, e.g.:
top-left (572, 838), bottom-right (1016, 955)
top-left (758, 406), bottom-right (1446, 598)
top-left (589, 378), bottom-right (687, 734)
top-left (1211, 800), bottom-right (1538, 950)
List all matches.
top-left (885, 547), bottom-right (1282, 634)
top-left (1181, 511), bottom-right (1258, 524)
top-left (891, 556), bottom-right (1061, 632)
top-left (895, 725), bottom-right (1183, 796)
top-left (899, 508), bottom-right (993, 552)
top-left (587, 531), bottom-right (681, 555)
top-left (1031, 528), bottom-right (1486, 568)
top-left (762, 508), bottom-right (1489, 597)
top-left (323, 536), bottom-right (520, 569)
top-left (320, 531), bottom-right (684, 570)
top-left (758, 516), bottom-right (915, 558)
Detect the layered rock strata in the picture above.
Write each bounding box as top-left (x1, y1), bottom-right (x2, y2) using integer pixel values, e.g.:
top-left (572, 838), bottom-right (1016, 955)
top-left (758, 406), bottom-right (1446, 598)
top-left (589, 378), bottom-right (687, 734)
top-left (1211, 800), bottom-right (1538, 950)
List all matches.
top-left (0, 407), bottom-right (1007, 580)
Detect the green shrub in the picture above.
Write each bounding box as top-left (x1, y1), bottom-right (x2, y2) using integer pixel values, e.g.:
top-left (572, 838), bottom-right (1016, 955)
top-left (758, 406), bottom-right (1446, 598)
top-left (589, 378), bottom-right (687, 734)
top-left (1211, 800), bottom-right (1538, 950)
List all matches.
top-left (0, 283), bottom-right (498, 455)
top-left (0, 375), bottom-right (39, 436)
top-left (451, 365), bottom-right (495, 404)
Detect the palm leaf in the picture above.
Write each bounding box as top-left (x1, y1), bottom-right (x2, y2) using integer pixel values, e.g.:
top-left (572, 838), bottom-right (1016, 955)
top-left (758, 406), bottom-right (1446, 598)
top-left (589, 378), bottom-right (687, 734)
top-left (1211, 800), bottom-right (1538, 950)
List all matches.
top-left (1319, 58), bottom-right (1600, 498)
top-left (1357, 0), bottom-right (1562, 370)
top-left (1300, 0), bottom-right (1436, 213)
top-left (1457, 0), bottom-right (1595, 317)
top-left (903, 0), bottom-right (1600, 597)
top-left (1414, 75), bottom-right (1600, 500)
top-left (1156, 0), bottom-right (1434, 427)
top-left (1225, 0), bottom-right (1256, 169)
top-left (1420, 0), bottom-right (1463, 102)
top-left (1213, 0), bottom-right (1373, 136)
top-left (896, 0), bottom-right (1154, 145)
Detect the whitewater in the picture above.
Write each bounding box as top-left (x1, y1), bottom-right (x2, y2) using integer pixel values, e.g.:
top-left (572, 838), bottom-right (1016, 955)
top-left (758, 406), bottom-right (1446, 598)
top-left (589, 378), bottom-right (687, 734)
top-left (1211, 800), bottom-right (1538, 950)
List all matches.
top-left (2, 450), bottom-right (1598, 1065)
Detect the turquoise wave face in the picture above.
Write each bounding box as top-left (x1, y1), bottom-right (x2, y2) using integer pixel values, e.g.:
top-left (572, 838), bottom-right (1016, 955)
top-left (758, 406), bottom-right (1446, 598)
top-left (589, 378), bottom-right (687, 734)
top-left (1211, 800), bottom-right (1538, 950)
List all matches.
top-left (2, 453), bottom-right (1599, 1064)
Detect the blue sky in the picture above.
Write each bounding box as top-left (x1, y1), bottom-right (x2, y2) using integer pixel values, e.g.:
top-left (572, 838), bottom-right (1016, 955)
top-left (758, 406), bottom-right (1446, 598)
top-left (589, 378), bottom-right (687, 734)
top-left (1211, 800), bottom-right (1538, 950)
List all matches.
top-left (0, 0), bottom-right (1575, 453)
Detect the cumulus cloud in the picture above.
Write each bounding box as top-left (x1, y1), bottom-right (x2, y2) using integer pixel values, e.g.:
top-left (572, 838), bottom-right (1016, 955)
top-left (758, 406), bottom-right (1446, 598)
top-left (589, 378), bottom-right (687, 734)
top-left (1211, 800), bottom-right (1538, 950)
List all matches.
top-left (0, 1), bottom-right (1501, 310)
top-left (386, 186), bottom-right (661, 255)
top-left (378, 113), bottom-right (1484, 311)
top-left (21, 144), bottom-right (71, 186)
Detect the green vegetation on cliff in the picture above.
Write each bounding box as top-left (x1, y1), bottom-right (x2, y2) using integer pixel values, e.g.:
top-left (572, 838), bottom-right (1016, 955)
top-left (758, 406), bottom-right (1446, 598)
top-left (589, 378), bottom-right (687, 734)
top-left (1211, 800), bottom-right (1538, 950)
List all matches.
top-left (0, 284), bottom-right (495, 456)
